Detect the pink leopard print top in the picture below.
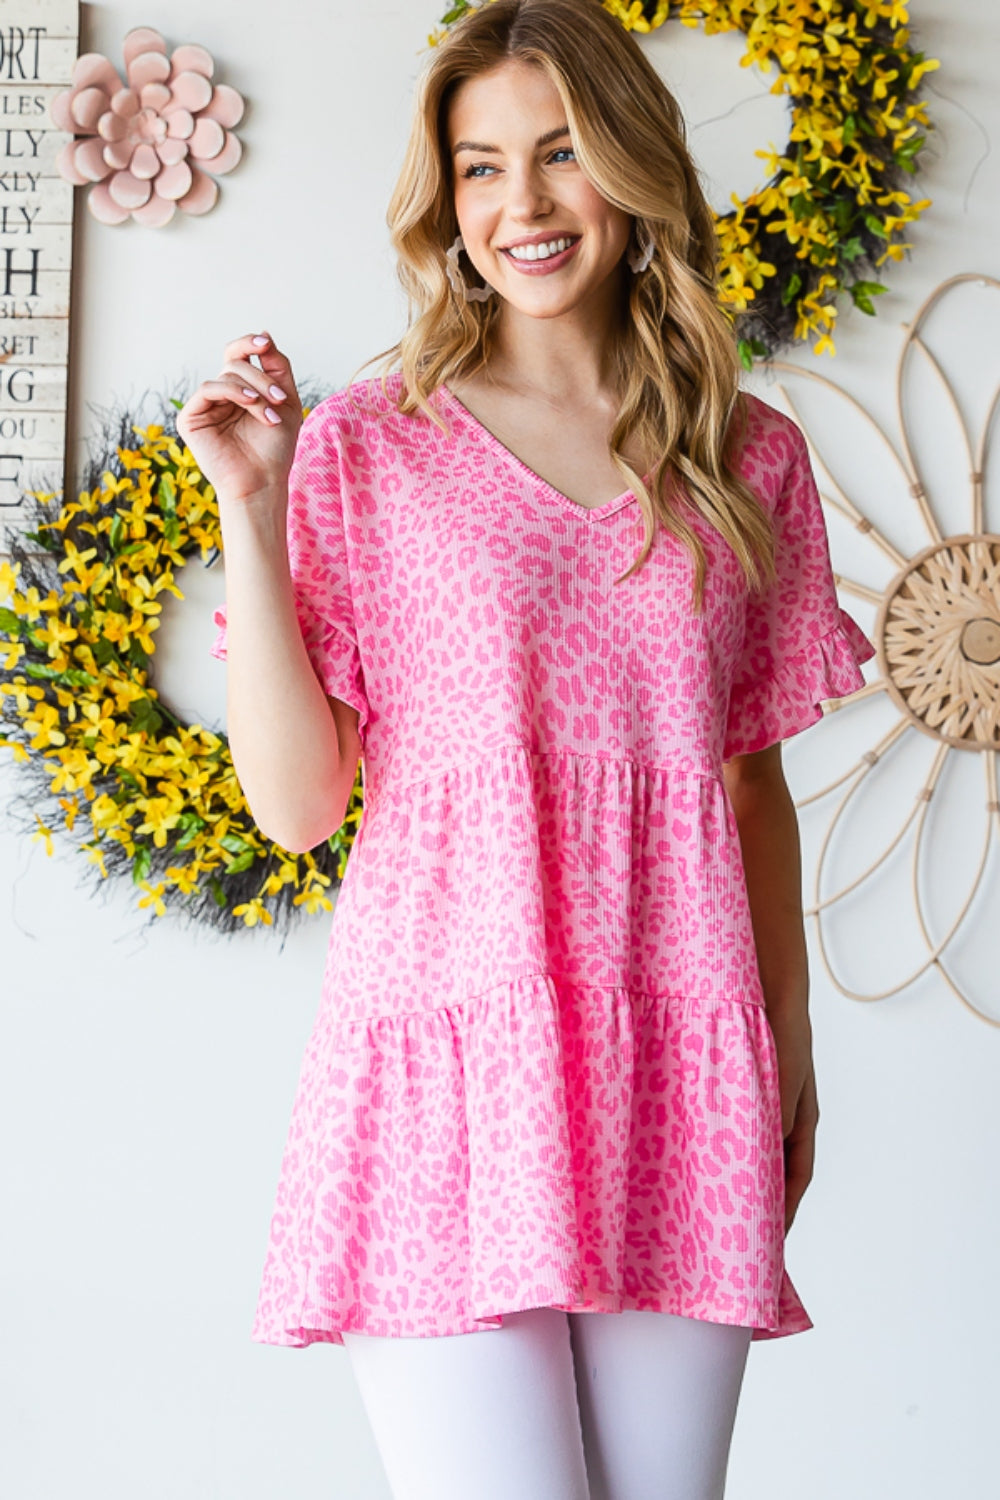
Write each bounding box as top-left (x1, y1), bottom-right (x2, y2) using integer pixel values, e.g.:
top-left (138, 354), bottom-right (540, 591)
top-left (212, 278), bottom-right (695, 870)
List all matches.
top-left (210, 371), bottom-right (875, 1348)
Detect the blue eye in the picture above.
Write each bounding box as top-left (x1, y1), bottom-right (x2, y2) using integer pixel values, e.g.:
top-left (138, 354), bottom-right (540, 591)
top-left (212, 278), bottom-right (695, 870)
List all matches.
top-left (461, 147), bottom-right (576, 179)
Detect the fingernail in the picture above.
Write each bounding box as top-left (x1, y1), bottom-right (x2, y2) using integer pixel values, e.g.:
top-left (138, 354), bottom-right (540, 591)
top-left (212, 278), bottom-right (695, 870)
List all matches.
top-left (264, 406), bottom-right (280, 423)
top-left (242, 387), bottom-right (257, 398)
top-left (268, 384), bottom-right (285, 400)
top-left (252, 335), bottom-right (269, 347)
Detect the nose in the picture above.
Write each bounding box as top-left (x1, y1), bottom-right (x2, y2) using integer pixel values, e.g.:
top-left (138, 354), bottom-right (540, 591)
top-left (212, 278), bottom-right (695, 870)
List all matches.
top-left (502, 158), bottom-right (553, 223)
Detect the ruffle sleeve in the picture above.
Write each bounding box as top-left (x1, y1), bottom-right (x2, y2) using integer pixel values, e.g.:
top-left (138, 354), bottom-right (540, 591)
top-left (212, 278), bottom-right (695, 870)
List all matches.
top-left (209, 403), bottom-right (371, 746)
top-left (722, 418), bottom-right (876, 761)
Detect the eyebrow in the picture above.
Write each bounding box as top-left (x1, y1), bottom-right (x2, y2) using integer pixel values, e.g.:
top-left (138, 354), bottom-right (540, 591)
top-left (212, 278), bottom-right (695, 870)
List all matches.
top-left (451, 124), bottom-right (571, 156)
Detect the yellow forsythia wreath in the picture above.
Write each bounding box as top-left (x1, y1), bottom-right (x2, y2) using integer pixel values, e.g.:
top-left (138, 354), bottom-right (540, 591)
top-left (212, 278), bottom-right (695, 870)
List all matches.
top-left (0, 394), bottom-right (363, 933)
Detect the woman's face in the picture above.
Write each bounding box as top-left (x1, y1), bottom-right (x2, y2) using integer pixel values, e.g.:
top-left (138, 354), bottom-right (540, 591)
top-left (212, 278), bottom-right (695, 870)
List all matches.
top-left (447, 59), bottom-right (633, 319)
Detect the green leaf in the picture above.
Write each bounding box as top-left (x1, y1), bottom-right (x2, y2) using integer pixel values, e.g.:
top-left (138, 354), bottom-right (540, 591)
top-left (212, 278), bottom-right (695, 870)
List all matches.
top-left (175, 818), bottom-right (206, 851)
top-left (780, 272), bottom-right (803, 306)
top-left (132, 844), bottom-right (152, 883)
top-left (0, 606), bottom-right (21, 634)
top-left (128, 696), bottom-right (163, 734)
top-left (224, 850), bottom-right (257, 874)
top-left (737, 339), bottom-right (754, 372)
top-left (840, 236), bottom-right (864, 262)
top-left (126, 639), bottom-right (150, 671)
top-left (92, 636), bottom-right (118, 667)
top-left (24, 661), bottom-right (64, 680)
top-left (109, 514), bottom-right (124, 551)
top-left (209, 876), bottom-right (226, 908)
top-left (219, 833), bottom-right (252, 855)
top-left (159, 472), bottom-right (177, 510)
top-left (851, 280), bottom-right (888, 298)
top-left (22, 529), bottom-right (57, 552)
top-left (842, 114), bottom-right (857, 146)
top-left (168, 398), bottom-right (184, 411)
top-left (863, 213), bottom-right (889, 239)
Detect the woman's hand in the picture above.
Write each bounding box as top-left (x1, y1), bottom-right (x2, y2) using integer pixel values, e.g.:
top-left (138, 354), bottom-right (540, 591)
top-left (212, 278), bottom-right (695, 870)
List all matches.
top-left (176, 331), bottom-right (304, 503)
top-left (767, 1004), bottom-right (819, 1233)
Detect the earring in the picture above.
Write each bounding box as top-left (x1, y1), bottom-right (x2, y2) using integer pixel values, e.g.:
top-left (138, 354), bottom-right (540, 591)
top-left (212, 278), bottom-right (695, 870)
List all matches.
top-left (445, 233), bottom-right (496, 302)
top-left (627, 222), bottom-right (655, 274)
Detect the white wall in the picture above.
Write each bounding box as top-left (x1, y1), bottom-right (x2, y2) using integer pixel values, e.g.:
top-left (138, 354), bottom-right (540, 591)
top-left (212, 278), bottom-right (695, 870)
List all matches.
top-left (2, 3), bottom-right (998, 1496)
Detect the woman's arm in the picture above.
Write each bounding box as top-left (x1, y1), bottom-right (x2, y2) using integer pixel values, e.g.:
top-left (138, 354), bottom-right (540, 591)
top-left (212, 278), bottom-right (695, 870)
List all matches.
top-left (216, 488), bottom-right (360, 854)
top-left (722, 743), bottom-right (819, 1233)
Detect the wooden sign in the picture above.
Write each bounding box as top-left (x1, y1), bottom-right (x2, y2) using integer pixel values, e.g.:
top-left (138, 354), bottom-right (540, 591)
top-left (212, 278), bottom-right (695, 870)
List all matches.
top-left (0, 0), bottom-right (78, 541)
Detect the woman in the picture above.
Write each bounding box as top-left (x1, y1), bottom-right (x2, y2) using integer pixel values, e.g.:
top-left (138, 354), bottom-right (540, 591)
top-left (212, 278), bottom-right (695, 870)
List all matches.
top-left (178, 2), bottom-right (875, 1496)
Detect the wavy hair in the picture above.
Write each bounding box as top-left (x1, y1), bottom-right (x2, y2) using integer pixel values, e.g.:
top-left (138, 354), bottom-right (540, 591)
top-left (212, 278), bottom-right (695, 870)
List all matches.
top-left (350, 0), bottom-right (777, 610)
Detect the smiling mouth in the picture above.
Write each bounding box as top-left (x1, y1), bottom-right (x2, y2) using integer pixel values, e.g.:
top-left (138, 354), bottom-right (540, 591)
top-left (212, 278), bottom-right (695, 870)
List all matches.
top-left (499, 235), bottom-right (582, 270)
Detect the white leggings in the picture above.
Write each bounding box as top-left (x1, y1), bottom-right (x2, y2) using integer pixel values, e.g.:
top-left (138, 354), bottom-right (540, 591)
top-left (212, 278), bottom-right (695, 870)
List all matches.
top-left (342, 1306), bottom-right (753, 1500)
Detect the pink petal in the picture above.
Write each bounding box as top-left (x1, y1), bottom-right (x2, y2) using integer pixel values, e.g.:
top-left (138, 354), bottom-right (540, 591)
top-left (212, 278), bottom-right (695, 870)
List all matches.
top-left (70, 86), bottom-right (109, 131)
top-left (127, 50), bottom-right (171, 90)
top-left (73, 137), bottom-right (113, 181)
top-left (151, 116), bottom-right (167, 143)
top-left (108, 169), bottom-right (152, 209)
top-left (131, 193), bottom-right (176, 228)
top-left (169, 71), bottom-right (212, 113)
top-left (102, 138), bottom-right (133, 171)
top-left (188, 116), bottom-right (223, 162)
top-left (169, 44), bottom-right (214, 79)
top-left (201, 83), bottom-right (244, 129)
top-left (55, 138), bottom-right (91, 186)
top-left (165, 108), bottom-right (194, 140)
top-left (154, 160), bottom-right (193, 201)
top-left (155, 137), bottom-right (188, 167)
top-left (111, 88), bottom-right (140, 119)
top-left (177, 166), bottom-right (218, 216)
top-left (49, 90), bottom-right (77, 133)
top-left (202, 129), bottom-right (241, 177)
top-left (131, 143), bottom-right (160, 180)
top-left (140, 81), bottom-right (171, 111)
top-left (88, 182), bottom-right (131, 225)
top-left (122, 27), bottom-right (166, 66)
top-left (71, 53), bottom-right (122, 94)
top-left (97, 110), bottom-right (126, 141)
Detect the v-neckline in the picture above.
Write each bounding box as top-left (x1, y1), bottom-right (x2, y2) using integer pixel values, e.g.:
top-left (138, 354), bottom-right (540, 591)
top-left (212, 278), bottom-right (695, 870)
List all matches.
top-left (436, 382), bottom-right (647, 523)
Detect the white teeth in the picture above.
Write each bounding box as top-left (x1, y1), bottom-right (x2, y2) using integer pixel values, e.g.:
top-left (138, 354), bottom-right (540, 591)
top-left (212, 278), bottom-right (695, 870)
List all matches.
top-left (506, 237), bottom-right (574, 262)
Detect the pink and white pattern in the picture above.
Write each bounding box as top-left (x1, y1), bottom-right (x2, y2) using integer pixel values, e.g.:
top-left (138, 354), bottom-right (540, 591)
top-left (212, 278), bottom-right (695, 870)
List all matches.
top-left (51, 26), bottom-right (244, 226)
top-left (211, 372), bottom-right (875, 1346)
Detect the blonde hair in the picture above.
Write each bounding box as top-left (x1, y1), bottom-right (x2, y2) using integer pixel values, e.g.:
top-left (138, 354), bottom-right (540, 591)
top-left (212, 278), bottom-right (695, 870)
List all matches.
top-left (350, 0), bottom-right (776, 609)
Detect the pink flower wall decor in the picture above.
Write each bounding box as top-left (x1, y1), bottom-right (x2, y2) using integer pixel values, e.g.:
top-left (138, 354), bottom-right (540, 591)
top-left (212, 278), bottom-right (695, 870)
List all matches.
top-left (50, 26), bottom-right (245, 226)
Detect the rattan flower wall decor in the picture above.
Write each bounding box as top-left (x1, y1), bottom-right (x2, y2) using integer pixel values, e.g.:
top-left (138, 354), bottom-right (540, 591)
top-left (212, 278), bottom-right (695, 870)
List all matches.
top-left (768, 273), bottom-right (1000, 1027)
top-left (432, 1), bottom-right (939, 365)
top-left (50, 26), bottom-right (245, 226)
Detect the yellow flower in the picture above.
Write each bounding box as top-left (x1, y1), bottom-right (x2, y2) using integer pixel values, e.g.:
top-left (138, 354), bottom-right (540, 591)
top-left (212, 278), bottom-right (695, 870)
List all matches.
top-left (233, 897), bottom-right (274, 927)
top-left (23, 702), bottom-right (66, 750)
top-left (30, 816), bottom-right (54, 857)
top-left (0, 558), bottom-right (22, 599)
top-left (165, 863), bottom-right (200, 895)
top-left (137, 881), bottom-right (167, 917)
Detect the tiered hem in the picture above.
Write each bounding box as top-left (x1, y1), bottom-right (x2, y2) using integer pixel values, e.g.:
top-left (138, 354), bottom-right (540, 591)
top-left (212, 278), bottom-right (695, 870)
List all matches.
top-left (248, 973), bottom-right (813, 1349)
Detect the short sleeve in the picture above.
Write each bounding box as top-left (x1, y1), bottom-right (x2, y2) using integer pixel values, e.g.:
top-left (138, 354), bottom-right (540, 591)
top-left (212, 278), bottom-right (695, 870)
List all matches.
top-left (722, 418), bottom-right (876, 761)
top-left (209, 403), bottom-right (370, 743)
